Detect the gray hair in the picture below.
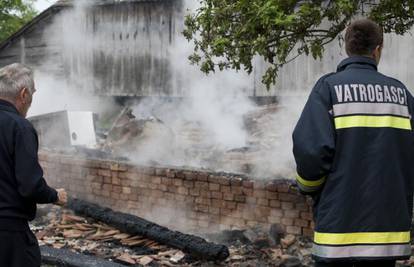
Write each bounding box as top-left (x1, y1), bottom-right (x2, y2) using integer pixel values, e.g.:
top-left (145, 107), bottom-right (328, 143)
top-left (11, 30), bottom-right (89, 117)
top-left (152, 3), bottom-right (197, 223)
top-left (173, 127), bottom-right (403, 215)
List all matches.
top-left (0, 63), bottom-right (35, 99)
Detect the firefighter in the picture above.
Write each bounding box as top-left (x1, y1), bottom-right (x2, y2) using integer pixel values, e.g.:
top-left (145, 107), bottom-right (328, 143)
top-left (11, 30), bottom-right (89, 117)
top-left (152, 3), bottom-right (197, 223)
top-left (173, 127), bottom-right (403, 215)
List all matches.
top-left (0, 63), bottom-right (67, 267)
top-left (293, 19), bottom-right (414, 267)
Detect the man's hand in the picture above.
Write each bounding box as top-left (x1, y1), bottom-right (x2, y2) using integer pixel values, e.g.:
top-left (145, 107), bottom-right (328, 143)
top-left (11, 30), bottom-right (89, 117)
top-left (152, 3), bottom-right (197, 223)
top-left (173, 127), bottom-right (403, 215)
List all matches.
top-left (56, 188), bottom-right (67, 206)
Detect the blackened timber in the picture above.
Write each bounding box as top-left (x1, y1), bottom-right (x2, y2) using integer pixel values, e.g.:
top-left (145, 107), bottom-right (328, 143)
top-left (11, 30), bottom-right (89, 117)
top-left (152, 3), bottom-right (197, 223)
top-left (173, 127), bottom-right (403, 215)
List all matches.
top-left (67, 198), bottom-right (230, 261)
top-left (41, 246), bottom-right (126, 267)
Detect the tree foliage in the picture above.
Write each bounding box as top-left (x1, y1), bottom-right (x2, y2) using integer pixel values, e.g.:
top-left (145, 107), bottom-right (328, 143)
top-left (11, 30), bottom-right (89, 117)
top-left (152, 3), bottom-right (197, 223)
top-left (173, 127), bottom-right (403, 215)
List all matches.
top-left (0, 0), bottom-right (37, 43)
top-left (183, 0), bottom-right (414, 89)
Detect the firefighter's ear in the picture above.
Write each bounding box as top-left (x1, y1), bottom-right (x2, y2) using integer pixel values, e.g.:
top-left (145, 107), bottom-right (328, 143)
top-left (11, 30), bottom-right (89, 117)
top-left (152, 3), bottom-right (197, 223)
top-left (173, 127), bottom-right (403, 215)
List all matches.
top-left (372, 44), bottom-right (383, 65)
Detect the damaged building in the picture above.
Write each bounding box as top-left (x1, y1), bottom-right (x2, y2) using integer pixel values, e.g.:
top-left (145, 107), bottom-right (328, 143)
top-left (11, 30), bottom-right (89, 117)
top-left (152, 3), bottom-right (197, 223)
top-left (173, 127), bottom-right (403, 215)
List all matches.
top-left (1, 0), bottom-right (414, 266)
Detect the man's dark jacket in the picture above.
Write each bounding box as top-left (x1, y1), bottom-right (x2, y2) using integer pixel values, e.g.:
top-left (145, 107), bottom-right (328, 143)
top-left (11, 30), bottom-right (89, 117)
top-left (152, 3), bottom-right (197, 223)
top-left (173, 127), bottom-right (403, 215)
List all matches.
top-left (0, 99), bottom-right (57, 230)
top-left (293, 56), bottom-right (414, 262)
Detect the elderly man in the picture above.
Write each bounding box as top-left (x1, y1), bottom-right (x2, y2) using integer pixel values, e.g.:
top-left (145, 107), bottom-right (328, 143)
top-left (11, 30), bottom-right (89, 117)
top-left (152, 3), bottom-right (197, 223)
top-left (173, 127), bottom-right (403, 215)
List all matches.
top-left (0, 63), bottom-right (67, 267)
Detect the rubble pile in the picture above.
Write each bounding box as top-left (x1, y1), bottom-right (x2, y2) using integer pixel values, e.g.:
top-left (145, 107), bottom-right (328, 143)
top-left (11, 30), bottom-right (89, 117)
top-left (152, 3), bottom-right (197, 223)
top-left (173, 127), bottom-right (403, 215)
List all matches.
top-left (33, 206), bottom-right (188, 266)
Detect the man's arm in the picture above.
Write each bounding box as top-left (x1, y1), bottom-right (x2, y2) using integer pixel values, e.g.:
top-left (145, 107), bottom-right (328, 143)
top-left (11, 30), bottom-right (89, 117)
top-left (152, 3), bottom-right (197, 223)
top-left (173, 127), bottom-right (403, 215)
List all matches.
top-left (292, 78), bottom-right (335, 195)
top-left (14, 127), bottom-right (59, 204)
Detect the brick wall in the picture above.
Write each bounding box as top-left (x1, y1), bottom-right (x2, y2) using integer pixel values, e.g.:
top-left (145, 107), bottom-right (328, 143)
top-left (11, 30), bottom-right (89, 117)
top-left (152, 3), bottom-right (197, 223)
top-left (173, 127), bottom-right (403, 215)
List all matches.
top-left (39, 151), bottom-right (314, 236)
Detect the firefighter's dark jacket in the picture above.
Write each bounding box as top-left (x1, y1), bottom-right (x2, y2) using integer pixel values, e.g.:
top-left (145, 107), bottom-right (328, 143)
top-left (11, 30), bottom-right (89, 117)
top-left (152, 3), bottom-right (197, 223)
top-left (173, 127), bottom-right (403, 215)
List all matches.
top-left (0, 99), bottom-right (57, 230)
top-left (293, 56), bottom-right (414, 262)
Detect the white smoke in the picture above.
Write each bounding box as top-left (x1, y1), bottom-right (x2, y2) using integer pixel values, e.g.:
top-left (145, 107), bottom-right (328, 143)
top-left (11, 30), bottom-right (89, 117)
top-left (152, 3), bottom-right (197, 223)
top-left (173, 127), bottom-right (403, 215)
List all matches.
top-left (29, 0), bottom-right (314, 179)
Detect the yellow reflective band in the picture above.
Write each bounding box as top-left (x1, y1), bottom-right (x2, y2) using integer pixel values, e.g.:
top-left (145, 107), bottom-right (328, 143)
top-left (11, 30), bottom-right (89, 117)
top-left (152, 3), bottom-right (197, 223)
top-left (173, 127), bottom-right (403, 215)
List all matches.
top-left (334, 116), bottom-right (411, 130)
top-left (296, 174), bottom-right (325, 187)
top-left (314, 231), bottom-right (411, 245)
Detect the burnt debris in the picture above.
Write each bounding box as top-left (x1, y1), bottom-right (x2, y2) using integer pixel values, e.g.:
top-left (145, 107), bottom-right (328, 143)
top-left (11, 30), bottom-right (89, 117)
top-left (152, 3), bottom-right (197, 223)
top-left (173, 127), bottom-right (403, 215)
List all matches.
top-left (67, 198), bottom-right (230, 262)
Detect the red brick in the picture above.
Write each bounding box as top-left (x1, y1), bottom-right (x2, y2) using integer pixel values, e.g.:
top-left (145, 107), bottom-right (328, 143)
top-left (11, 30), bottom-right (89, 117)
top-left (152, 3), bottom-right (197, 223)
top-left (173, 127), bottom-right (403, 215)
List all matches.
top-left (211, 191), bottom-right (223, 199)
top-left (269, 200), bottom-right (281, 208)
top-left (157, 184), bottom-right (168, 192)
top-left (224, 201), bottom-right (237, 209)
top-left (230, 178), bottom-right (242, 186)
top-left (209, 207), bottom-right (220, 215)
top-left (113, 185), bottom-right (122, 193)
top-left (195, 181), bottom-right (209, 190)
top-left (257, 198), bottom-right (269, 206)
top-left (216, 176), bottom-right (231, 186)
top-left (148, 184), bottom-right (157, 190)
top-left (174, 194), bottom-right (186, 202)
top-left (195, 204), bottom-right (209, 213)
top-left (209, 183), bottom-right (220, 191)
top-left (268, 216), bottom-right (282, 224)
top-left (253, 181), bottom-right (266, 190)
top-left (189, 188), bottom-right (200, 196)
top-left (161, 177), bottom-right (173, 185)
top-left (246, 197), bottom-right (257, 204)
top-left (112, 177), bottom-right (121, 185)
top-left (183, 180), bottom-right (194, 188)
top-left (110, 192), bottom-right (120, 199)
top-left (195, 197), bottom-right (211, 205)
top-left (220, 208), bottom-right (233, 216)
top-left (234, 195), bottom-right (246, 203)
top-left (150, 190), bottom-right (163, 198)
top-left (253, 190), bottom-right (266, 198)
top-left (155, 168), bottom-right (167, 176)
top-left (270, 209), bottom-right (283, 217)
top-left (295, 203), bottom-right (310, 211)
top-left (121, 178), bottom-right (131, 187)
top-left (277, 184), bottom-right (290, 193)
top-left (284, 210), bottom-right (300, 219)
top-left (152, 177), bottom-right (162, 184)
top-left (266, 191), bottom-right (278, 200)
top-left (236, 203), bottom-right (246, 210)
top-left (281, 218), bottom-right (293, 226)
top-left (301, 212), bottom-right (313, 220)
top-left (221, 186), bottom-right (231, 193)
top-left (242, 180), bottom-right (254, 188)
top-left (129, 194), bottom-right (139, 201)
top-left (173, 179), bottom-right (183, 186)
top-left (211, 199), bottom-right (223, 208)
top-left (279, 193), bottom-right (299, 202)
top-left (281, 202), bottom-right (294, 210)
top-left (265, 182), bottom-right (278, 192)
top-left (223, 193), bottom-right (234, 201)
top-left (196, 173), bottom-right (209, 181)
top-left (302, 228), bottom-right (313, 238)
top-left (242, 187), bottom-right (253, 196)
top-left (98, 169), bottom-right (111, 177)
top-left (102, 184), bottom-right (112, 191)
top-left (200, 189), bottom-right (211, 198)
top-left (294, 219), bottom-right (309, 228)
top-left (166, 170), bottom-right (176, 178)
top-left (286, 226), bottom-right (301, 235)
top-left (177, 187), bottom-right (188, 195)
top-left (231, 186), bottom-right (243, 195)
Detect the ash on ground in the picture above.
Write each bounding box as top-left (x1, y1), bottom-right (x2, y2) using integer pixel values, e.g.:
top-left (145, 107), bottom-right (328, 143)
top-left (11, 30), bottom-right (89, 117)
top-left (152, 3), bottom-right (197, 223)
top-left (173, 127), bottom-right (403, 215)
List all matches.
top-left (33, 205), bottom-right (414, 266)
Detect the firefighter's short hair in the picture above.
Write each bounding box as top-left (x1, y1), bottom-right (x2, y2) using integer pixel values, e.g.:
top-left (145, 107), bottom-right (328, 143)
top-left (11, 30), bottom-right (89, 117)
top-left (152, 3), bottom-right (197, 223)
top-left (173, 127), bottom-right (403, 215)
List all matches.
top-left (345, 19), bottom-right (383, 56)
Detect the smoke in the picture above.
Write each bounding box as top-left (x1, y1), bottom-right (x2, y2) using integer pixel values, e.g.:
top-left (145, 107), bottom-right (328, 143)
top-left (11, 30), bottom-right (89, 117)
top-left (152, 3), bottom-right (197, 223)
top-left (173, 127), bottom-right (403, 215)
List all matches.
top-left (29, 0), bottom-right (312, 180)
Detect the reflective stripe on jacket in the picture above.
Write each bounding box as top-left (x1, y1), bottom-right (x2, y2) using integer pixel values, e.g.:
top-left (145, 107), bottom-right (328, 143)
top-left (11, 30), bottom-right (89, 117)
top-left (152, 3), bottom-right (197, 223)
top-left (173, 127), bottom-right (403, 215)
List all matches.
top-left (292, 56), bottom-right (414, 262)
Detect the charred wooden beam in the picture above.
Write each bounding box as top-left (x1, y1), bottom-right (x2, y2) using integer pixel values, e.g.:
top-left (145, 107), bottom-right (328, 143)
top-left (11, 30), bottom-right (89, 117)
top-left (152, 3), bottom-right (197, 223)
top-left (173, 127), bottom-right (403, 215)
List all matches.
top-left (41, 246), bottom-right (125, 267)
top-left (67, 198), bottom-right (230, 262)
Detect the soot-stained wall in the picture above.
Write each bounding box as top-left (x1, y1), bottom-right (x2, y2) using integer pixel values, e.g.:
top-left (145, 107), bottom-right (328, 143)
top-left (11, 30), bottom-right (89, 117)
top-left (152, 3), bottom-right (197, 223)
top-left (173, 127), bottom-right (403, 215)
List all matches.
top-left (39, 151), bottom-right (314, 236)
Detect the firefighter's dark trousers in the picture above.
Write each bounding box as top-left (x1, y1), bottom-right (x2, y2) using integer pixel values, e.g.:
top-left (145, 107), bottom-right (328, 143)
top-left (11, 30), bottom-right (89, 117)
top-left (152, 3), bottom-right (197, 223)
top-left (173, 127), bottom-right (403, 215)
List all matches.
top-left (0, 230), bottom-right (41, 267)
top-left (315, 260), bottom-right (396, 267)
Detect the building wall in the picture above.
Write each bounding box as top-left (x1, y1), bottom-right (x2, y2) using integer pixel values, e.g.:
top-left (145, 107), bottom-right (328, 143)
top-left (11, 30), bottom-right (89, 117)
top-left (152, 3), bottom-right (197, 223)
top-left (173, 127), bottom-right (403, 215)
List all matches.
top-left (39, 151), bottom-right (314, 236)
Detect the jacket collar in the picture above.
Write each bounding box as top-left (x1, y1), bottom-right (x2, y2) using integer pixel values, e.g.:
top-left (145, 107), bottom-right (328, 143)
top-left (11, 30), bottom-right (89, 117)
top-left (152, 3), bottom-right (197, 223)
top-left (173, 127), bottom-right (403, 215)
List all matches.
top-left (0, 99), bottom-right (20, 115)
top-left (337, 56), bottom-right (378, 72)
